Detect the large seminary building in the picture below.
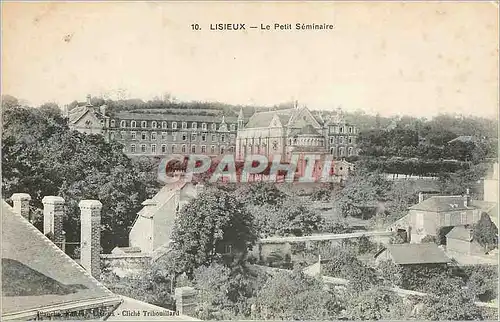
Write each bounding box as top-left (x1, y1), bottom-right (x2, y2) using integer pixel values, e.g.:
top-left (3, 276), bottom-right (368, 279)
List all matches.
top-left (67, 96), bottom-right (359, 162)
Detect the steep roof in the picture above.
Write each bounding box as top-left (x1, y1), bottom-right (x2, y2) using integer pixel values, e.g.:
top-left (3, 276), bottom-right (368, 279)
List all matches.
top-left (244, 109), bottom-right (300, 128)
top-left (446, 226), bottom-right (473, 242)
top-left (1, 202), bottom-right (121, 320)
top-left (448, 136), bottom-right (478, 144)
top-left (109, 296), bottom-right (199, 321)
top-left (409, 195), bottom-right (474, 212)
top-left (470, 200), bottom-right (498, 227)
top-left (113, 111), bottom-right (238, 123)
top-left (379, 243), bottom-right (451, 265)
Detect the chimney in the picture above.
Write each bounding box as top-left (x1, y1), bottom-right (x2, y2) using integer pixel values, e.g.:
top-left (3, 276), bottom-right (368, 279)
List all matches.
top-left (86, 94), bottom-right (92, 106)
top-left (79, 200), bottom-right (102, 278)
top-left (10, 193), bottom-right (31, 221)
top-left (418, 192), bottom-right (424, 203)
top-left (175, 286), bottom-right (197, 316)
top-left (42, 196), bottom-right (65, 249)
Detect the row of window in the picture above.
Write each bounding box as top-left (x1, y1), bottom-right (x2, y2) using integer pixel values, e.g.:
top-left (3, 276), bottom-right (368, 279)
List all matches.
top-left (111, 131), bottom-right (235, 143)
top-left (329, 136), bottom-right (356, 144)
top-left (330, 147), bottom-right (356, 156)
top-left (128, 144), bottom-right (234, 155)
top-left (328, 126), bottom-right (357, 134)
top-left (110, 120), bottom-right (236, 131)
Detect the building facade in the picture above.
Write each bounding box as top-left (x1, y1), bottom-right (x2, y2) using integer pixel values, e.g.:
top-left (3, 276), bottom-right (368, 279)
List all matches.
top-left (67, 96), bottom-right (359, 162)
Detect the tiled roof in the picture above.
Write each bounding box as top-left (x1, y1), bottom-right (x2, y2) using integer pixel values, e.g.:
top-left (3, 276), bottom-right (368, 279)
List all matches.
top-left (112, 111), bottom-right (238, 123)
top-left (409, 196), bottom-right (473, 212)
top-left (289, 124), bottom-right (322, 137)
top-left (446, 226), bottom-right (473, 241)
top-left (1, 202), bottom-right (121, 320)
top-left (380, 243), bottom-right (451, 265)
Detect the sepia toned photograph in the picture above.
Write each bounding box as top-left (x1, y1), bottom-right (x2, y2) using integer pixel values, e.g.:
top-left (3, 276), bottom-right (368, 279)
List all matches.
top-left (1, 1), bottom-right (499, 321)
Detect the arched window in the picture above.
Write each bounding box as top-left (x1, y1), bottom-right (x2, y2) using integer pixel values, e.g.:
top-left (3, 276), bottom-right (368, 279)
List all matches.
top-left (120, 120), bottom-right (126, 128)
top-left (152, 121), bottom-right (157, 129)
top-left (131, 120), bottom-right (136, 128)
top-left (202, 123), bottom-right (207, 130)
top-left (211, 123), bottom-right (217, 131)
top-left (162, 121), bottom-right (167, 129)
top-left (192, 122), bottom-right (197, 129)
top-left (141, 121), bottom-right (147, 128)
top-left (182, 122), bottom-right (187, 129)
top-left (172, 122), bottom-right (177, 129)
top-left (348, 147), bottom-right (353, 156)
top-left (110, 120), bottom-right (116, 127)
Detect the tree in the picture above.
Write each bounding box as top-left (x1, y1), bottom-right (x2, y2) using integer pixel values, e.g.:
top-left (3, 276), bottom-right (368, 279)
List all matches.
top-left (253, 270), bottom-right (340, 320)
top-left (1, 94), bottom-right (20, 110)
top-left (472, 212), bottom-right (498, 253)
top-left (320, 246), bottom-right (379, 291)
top-left (2, 106), bottom-right (153, 252)
top-left (335, 170), bottom-right (390, 219)
top-left (463, 265), bottom-right (498, 302)
top-left (417, 289), bottom-right (485, 320)
top-left (169, 187), bottom-right (257, 276)
top-left (343, 287), bottom-right (410, 320)
top-left (236, 182), bottom-right (285, 206)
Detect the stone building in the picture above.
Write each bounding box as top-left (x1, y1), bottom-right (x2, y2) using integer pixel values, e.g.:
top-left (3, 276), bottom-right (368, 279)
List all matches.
top-left (67, 95), bottom-right (239, 157)
top-left (236, 105), bottom-right (359, 162)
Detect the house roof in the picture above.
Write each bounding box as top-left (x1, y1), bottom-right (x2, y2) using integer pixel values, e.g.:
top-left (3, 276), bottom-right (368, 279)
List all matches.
top-left (377, 243), bottom-right (451, 265)
top-left (112, 111), bottom-right (238, 123)
top-left (409, 195), bottom-right (474, 212)
top-left (470, 200), bottom-right (498, 227)
top-left (446, 226), bottom-right (473, 242)
top-left (448, 136), bottom-right (478, 144)
top-left (1, 202), bottom-right (121, 320)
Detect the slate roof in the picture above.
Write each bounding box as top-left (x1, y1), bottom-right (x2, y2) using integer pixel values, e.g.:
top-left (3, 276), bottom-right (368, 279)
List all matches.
top-left (113, 111), bottom-right (238, 123)
top-left (470, 200), bottom-right (498, 227)
top-left (244, 109), bottom-right (300, 128)
top-left (448, 136), bottom-right (478, 144)
top-left (379, 243), bottom-right (451, 265)
top-left (1, 202), bottom-right (121, 320)
top-left (409, 196), bottom-right (474, 212)
top-left (446, 226), bottom-right (473, 242)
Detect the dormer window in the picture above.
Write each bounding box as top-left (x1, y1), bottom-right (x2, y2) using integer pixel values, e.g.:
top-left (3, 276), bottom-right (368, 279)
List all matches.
top-left (120, 120), bottom-right (126, 128)
top-left (172, 122), bottom-right (177, 129)
top-left (141, 121), bottom-right (147, 128)
top-left (202, 123), bottom-right (207, 130)
top-left (111, 120), bottom-right (116, 127)
top-left (131, 121), bottom-right (137, 128)
top-left (182, 122), bottom-right (187, 129)
top-left (162, 121), bottom-right (167, 129)
top-left (192, 122), bottom-right (197, 129)
top-left (152, 121), bottom-right (157, 129)
top-left (211, 123), bottom-right (217, 131)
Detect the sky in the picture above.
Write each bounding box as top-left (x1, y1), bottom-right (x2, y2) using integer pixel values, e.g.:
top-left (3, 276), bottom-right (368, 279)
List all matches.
top-left (2, 2), bottom-right (498, 118)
